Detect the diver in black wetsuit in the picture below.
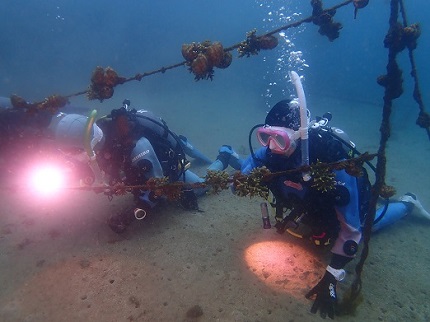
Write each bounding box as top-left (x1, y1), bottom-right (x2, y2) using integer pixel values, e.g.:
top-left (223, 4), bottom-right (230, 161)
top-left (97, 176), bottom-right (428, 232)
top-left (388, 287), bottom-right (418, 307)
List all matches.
top-left (1, 97), bottom-right (213, 234)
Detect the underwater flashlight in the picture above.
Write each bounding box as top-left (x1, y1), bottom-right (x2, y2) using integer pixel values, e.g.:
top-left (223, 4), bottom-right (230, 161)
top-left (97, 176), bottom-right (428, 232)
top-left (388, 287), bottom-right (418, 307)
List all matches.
top-left (29, 164), bottom-right (66, 196)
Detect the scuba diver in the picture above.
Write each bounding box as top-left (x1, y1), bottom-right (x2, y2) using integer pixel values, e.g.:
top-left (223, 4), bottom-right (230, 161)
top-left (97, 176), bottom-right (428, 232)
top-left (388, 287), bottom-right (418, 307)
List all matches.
top-left (208, 98), bottom-right (430, 319)
top-left (1, 97), bottom-right (212, 234)
top-left (95, 100), bottom-right (212, 234)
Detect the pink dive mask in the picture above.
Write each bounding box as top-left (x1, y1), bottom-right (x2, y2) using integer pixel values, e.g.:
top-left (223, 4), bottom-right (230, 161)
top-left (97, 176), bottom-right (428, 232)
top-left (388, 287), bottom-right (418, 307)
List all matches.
top-left (256, 125), bottom-right (300, 155)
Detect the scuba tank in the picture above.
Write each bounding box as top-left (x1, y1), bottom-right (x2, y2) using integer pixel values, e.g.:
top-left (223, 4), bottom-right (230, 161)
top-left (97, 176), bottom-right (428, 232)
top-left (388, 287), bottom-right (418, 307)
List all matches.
top-left (98, 100), bottom-right (189, 183)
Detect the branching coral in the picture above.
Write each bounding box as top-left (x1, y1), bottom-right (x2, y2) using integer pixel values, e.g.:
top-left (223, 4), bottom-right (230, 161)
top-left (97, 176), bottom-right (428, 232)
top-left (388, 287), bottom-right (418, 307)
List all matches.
top-left (181, 41), bottom-right (232, 80)
top-left (232, 167), bottom-right (270, 199)
top-left (237, 29), bottom-right (278, 58)
top-left (310, 160), bottom-right (336, 192)
top-left (10, 94), bottom-right (68, 114)
top-left (87, 66), bottom-right (126, 101)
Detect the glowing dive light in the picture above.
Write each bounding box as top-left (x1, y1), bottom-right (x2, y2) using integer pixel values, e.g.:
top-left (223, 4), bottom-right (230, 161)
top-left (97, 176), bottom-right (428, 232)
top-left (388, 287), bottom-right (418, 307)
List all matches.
top-left (30, 165), bottom-right (65, 196)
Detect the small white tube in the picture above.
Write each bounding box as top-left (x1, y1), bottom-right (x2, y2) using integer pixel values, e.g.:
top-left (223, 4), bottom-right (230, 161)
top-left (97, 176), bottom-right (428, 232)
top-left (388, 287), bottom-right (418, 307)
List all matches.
top-left (289, 71), bottom-right (310, 181)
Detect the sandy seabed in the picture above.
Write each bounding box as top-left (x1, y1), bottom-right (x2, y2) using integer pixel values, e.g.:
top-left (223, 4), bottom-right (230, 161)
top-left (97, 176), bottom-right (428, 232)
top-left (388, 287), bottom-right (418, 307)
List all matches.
top-left (1, 96), bottom-right (429, 322)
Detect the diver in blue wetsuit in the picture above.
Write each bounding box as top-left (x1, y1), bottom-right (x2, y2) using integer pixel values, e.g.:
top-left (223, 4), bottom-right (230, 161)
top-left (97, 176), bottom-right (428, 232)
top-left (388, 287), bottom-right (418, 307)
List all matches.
top-left (96, 100), bottom-right (212, 234)
top-left (209, 99), bottom-right (430, 319)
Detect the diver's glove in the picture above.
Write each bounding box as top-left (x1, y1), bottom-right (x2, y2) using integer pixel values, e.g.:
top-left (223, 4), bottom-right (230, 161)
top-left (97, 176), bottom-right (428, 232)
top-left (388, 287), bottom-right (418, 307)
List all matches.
top-left (306, 254), bottom-right (351, 319)
top-left (306, 270), bottom-right (339, 319)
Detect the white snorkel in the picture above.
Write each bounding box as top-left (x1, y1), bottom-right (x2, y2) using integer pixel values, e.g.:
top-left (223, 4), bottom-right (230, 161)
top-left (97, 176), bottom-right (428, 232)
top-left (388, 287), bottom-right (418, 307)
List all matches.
top-left (289, 71), bottom-right (311, 181)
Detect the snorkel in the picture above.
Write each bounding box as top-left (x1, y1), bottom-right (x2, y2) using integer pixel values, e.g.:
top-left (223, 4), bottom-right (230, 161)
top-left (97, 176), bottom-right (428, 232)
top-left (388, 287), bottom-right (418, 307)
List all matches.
top-left (289, 71), bottom-right (310, 181)
top-left (83, 109), bottom-right (104, 185)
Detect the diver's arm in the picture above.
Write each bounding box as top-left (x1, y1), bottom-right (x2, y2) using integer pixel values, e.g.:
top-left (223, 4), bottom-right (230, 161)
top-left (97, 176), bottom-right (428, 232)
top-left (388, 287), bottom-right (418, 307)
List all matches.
top-left (241, 147), bottom-right (267, 174)
top-left (306, 169), bottom-right (361, 318)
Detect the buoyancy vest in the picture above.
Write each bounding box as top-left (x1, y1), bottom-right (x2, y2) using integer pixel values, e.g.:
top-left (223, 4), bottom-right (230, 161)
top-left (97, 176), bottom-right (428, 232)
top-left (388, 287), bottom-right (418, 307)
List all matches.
top-left (268, 125), bottom-right (371, 235)
top-left (96, 107), bottom-right (187, 182)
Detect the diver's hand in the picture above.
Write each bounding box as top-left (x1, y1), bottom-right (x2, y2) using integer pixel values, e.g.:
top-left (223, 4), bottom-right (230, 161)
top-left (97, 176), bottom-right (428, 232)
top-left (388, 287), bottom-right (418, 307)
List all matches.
top-left (306, 271), bottom-right (337, 319)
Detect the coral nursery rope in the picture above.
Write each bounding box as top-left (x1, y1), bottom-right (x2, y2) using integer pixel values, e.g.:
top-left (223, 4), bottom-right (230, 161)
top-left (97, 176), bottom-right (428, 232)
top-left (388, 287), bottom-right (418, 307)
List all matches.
top-left (399, 0), bottom-right (430, 139)
top-left (10, 0), bottom-right (355, 108)
top-left (349, 0), bottom-right (421, 303)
